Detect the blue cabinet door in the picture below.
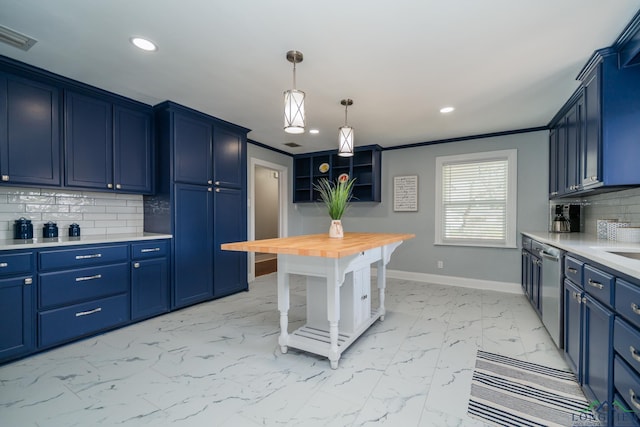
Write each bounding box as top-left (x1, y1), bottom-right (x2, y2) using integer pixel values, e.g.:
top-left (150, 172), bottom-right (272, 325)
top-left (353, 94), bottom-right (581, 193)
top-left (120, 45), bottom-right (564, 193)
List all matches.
top-left (0, 73), bottom-right (60, 186)
top-left (564, 98), bottom-right (583, 194)
top-left (521, 250), bottom-right (530, 296)
top-left (0, 275), bottom-right (35, 363)
top-left (213, 126), bottom-right (244, 188)
top-left (564, 279), bottom-right (583, 382)
top-left (531, 254), bottom-right (541, 314)
top-left (114, 105), bottom-right (153, 193)
top-left (213, 187), bottom-right (247, 297)
top-left (173, 113), bottom-right (211, 185)
top-left (65, 91), bottom-right (113, 189)
top-left (173, 183), bottom-right (213, 308)
top-left (548, 128), bottom-right (559, 197)
top-left (583, 294), bottom-right (614, 404)
top-left (131, 257), bottom-right (169, 321)
top-left (582, 67), bottom-right (601, 189)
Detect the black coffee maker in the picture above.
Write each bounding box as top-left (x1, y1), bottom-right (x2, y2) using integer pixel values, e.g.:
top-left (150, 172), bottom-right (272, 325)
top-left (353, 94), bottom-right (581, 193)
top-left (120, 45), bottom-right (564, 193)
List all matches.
top-left (550, 204), bottom-right (582, 232)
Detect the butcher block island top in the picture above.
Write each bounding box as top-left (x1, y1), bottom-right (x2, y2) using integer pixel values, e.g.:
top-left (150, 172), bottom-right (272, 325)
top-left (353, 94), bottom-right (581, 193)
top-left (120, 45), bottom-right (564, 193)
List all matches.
top-left (220, 232), bottom-right (415, 258)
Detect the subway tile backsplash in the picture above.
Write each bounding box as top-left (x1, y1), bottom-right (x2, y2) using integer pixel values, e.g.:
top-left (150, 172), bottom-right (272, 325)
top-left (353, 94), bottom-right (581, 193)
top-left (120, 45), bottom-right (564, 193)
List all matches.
top-left (582, 187), bottom-right (640, 235)
top-left (0, 186), bottom-right (143, 240)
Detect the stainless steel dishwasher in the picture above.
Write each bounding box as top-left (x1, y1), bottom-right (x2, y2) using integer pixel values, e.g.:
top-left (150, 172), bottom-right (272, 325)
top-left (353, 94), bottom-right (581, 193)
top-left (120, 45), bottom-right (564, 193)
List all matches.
top-left (538, 243), bottom-right (565, 348)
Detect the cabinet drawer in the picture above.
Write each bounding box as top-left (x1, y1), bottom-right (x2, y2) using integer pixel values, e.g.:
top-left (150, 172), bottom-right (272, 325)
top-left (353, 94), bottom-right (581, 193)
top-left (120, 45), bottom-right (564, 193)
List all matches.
top-left (614, 356), bottom-right (640, 416)
top-left (39, 245), bottom-right (128, 271)
top-left (38, 293), bottom-right (129, 348)
top-left (583, 264), bottom-right (614, 306)
top-left (614, 318), bottom-right (640, 375)
top-left (617, 279), bottom-right (640, 330)
top-left (131, 240), bottom-right (169, 260)
top-left (39, 263), bottom-right (129, 309)
top-left (522, 236), bottom-right (532, 252)
top-left (0, 252), bottom-right (34, 276)
top-left (564, 256), bottom-right (583, 286)
top-left (613, 393), bottom-right (640, 426)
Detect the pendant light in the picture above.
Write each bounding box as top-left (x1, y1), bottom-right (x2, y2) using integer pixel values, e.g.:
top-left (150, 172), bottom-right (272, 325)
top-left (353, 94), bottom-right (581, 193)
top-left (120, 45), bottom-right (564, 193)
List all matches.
top-left (338, 99), bottom-right (354, 157)
top-left (284, 50), bottom-right (305, 134)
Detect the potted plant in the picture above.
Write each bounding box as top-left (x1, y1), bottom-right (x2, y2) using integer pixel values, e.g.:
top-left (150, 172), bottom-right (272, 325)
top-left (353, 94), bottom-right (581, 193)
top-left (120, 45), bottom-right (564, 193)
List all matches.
top-left (313, 177), bottom-right (355, 238)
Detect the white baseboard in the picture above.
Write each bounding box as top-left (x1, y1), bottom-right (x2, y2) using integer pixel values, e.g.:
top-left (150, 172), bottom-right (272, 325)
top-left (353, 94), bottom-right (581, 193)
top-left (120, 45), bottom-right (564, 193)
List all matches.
top-left (371, 268), bottom-right (523, 295)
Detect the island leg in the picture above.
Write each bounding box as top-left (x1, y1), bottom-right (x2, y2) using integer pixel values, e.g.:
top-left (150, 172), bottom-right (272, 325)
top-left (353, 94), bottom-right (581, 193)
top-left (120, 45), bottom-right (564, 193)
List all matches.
top-left (277, 263), bottom-right (290, 354)
top-left (327, 262), bottom-right (341, 369)
top-left (376, 257), bottom-right (387, 321)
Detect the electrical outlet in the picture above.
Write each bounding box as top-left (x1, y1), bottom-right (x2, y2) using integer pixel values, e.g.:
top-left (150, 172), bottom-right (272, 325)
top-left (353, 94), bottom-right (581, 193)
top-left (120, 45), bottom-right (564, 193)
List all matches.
top-left (437, 260), bottom-right (444, 269)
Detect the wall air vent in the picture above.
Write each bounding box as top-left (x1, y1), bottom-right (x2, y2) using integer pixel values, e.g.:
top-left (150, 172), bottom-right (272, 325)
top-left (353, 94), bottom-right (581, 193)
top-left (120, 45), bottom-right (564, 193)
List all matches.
top-left (0, 25), bottom-right (37, 51)
top-left (284, 142), bottom-right (301, 147)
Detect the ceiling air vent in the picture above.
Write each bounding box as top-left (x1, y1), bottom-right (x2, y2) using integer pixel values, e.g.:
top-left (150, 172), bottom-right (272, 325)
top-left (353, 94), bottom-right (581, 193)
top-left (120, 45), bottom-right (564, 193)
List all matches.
top-left (284, 142), bottom-right (301, 148)
top-left (0, 25), bottom-right (37, 51)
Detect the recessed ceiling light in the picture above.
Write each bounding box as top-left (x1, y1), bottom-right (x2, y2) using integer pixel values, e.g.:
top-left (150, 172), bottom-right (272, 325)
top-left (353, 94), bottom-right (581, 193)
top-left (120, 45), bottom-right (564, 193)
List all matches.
top-left (130, 37), bottom-right (157, 52)
top-left (440, 106), bottom-right (455, 114)
top-left (309, 129), bottom-right (319, 134)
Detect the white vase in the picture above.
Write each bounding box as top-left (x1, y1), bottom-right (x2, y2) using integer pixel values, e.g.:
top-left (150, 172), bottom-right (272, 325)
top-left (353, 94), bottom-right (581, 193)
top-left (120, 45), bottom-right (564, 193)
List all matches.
top-left (329, 220), bottom-right (344, 238)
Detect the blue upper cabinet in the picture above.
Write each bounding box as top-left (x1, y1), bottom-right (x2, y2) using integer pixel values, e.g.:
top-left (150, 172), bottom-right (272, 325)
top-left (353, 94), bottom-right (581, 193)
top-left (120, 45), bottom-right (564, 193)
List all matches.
top-left (65, 91), bottom-right (113, 189)
top-left (114, 105), bottom-right (153, 193)
top-left (0, 73), bottom-right (61, 187)
top-left (173, 112), bottom-right (212, 185)
top-left (213, 126), bottom-right (245, 189)
top-left (577, 50), bottom-right (640, 189)
top-left (293, 145), bottom-right (382, 203)
top-left (65, 90), bottom-right (153, 194)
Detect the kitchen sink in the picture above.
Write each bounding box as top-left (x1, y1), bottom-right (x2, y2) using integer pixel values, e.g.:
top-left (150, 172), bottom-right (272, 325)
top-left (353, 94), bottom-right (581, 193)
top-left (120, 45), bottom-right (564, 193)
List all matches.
top-left (605, 251), bottom-right (640, 260)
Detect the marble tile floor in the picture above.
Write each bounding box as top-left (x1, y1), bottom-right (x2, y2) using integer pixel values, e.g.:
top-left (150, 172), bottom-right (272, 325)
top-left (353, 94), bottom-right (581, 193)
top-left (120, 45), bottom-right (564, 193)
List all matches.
top-left (0, 274), bottom-right (568, 427)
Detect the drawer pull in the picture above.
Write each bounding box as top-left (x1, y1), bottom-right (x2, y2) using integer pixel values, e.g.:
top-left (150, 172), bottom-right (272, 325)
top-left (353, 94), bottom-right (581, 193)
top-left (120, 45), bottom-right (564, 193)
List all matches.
top-left (140, 248), bottom-right (160, 253)
top-left (587, 278), bottom-right (604, 290)
top-left (24, 277), bottom-right (32, 285)
top-left (133, 262), bottom-right (140, 268)
top-left (75, 254), bottom-right (102, 260)
top-left (75, 307), bottom-right (102, 317)
top-left (0, 262), bottom-right (7, 268)
top-left (630, 389), bottom-right (640, 411)
top-left (361, 294), bottom-right (368, 300)
top-left (75, 274), bottom-right (102, 282)
top-left (630, 346), bottom-right (640, 363)
top-left (567, 267), bottom-right (577, 274)
top-left (632, 303), bottom-right (640, 315)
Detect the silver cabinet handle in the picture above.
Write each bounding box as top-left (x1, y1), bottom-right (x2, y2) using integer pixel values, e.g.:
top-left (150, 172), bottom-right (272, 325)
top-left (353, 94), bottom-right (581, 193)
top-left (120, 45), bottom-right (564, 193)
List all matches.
top-left (215, 181), bottom-right (220, 185)
top-left (1, 175), bottom-right (9, 181)
top-left (208, 188), bottom-right (212, 192)
top-left (75, 274), bottom-right (102, 282)
top-left (568, 267), bottom-right (577, 274)
top-left (632, 303), bottom-right (640, 315)
top-left (107, 183), bottom-right (113, 189)
top-left (215, 188), bottom-right (220, 192)
top-left (75, 254), bottom-right (102, 260)
top-left (361, 294), bottom-right (368, 300)
top-left (551, 191), bottom-right (558, 196)
top-left (116, 184), bottom-right (122, 189)
top-left (75, 307), bottom-right (102, 317)
top-left (630, 346), bottom-right (640, 363)
top-left (140, 248), bottom-right (160, 253)
top-left (588, 278), bottom-right (604, 290)
top-left (24, 277), bottom-right (32, 285)
top-left (0, 262), bottom-right (7, 268)
top-left (630, 389), bottom-right (640, 410)
top-left (133, 262), bottom-right (140, 268)
top-left (207, 180), bottom-right (213, 185)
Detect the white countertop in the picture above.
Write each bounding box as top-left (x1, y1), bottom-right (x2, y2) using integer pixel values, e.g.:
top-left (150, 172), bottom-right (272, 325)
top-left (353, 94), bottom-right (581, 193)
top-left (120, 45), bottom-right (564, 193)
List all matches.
top-left (0, 232), bottom-right (172, 251)
top-left (522, 231), bottom-right (640, 281)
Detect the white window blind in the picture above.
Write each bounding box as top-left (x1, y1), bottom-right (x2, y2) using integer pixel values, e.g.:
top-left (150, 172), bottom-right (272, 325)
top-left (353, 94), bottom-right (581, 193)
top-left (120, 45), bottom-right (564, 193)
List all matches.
top-left (435, 149), bottom-right (517, 248)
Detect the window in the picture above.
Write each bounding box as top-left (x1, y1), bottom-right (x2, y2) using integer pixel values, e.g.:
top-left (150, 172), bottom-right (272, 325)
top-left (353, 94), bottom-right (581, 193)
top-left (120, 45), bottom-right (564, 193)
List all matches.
top-left (435, 149), bottom-right (517, 248)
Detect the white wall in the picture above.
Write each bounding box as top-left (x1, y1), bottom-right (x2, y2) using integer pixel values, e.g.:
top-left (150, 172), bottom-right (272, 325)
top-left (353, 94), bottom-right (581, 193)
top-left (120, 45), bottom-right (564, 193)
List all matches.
top-left (294, 131), bottom-right (550, 288)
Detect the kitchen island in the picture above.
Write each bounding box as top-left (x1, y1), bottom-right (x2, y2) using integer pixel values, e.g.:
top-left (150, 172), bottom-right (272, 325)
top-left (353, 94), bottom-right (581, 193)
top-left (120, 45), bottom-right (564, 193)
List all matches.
top-left (221, 232), bottom-right (415, 368)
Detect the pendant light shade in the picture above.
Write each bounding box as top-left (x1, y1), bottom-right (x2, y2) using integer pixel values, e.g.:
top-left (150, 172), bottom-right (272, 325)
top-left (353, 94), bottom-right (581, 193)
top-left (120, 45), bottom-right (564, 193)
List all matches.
top-left (338, 99), bottom-right (354, 157)
top-left (284, 50), bottom-right (305, 134)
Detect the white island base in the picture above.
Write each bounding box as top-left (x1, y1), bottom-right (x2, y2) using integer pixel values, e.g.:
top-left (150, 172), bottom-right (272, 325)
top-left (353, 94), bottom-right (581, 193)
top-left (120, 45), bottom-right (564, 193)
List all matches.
top-left (277, 242), bottom-right (402, 369)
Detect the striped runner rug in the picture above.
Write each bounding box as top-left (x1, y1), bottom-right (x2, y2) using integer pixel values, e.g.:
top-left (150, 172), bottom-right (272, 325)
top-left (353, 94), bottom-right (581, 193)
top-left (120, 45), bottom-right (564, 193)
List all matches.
top-left (468, 350), bottom-right (590, 427)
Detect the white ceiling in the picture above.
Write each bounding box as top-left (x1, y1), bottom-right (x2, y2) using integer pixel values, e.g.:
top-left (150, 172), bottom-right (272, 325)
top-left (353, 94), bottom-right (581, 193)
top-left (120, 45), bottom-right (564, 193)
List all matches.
top-left (1, 1), bottom-right (639, 154)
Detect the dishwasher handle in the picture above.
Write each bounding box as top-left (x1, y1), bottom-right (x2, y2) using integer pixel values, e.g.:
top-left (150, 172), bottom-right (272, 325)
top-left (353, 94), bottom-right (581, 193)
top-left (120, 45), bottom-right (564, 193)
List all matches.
top-left (540, 250), bottom-right (561, 261)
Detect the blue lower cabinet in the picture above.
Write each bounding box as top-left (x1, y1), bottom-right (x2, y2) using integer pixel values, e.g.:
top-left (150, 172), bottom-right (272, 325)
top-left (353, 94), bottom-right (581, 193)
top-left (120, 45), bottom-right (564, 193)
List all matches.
top-left (583, 294), bottom-right (614, 405)
top-left (0, 274), bottom-right (35, 362)
top-left (564, 279), bottom-right (583, 381)
top-left (38, 293), bottom-right (129, 348)
top-left (614, 357), bottom-right (640, 425)
top-left (131, 257), bottom-right (169, 321)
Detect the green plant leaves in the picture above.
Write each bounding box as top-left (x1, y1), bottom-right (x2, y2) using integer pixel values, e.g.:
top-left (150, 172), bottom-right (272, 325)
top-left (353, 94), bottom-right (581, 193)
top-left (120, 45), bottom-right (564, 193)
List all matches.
top-left (313, 177), bottom-right (355, 220)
